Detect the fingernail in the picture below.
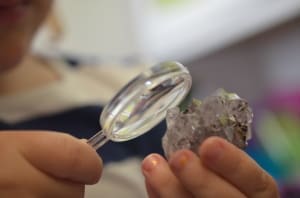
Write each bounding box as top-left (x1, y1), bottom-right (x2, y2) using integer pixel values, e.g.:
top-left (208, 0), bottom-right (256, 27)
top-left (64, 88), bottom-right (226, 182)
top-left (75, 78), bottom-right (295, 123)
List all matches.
top-left (142, 154), bottom-right (160, 174)
top-left (170, 150), bottom-right (190, 171)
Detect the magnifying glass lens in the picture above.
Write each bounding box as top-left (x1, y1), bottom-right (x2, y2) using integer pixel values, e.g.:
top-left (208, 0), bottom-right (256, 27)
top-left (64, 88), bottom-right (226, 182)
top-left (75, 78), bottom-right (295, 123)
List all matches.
top-left (88, 61), bottom-right (192, 150)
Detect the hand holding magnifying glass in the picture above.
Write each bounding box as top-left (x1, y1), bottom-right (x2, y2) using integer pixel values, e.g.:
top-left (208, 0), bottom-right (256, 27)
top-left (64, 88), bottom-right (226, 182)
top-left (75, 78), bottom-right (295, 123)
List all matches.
top-left (87, 61), bottom-right (192, 150)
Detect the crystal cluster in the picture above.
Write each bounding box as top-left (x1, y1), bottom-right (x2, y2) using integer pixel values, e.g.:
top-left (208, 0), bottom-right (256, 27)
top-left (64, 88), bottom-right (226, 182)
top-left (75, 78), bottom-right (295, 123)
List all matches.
top-left (162, 89), bottom-right (253, 158)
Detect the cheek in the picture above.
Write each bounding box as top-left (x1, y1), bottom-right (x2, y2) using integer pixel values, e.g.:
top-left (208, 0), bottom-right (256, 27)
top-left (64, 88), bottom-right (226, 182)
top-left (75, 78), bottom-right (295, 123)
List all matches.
top-left (0, 0), bottom-right (53, 70)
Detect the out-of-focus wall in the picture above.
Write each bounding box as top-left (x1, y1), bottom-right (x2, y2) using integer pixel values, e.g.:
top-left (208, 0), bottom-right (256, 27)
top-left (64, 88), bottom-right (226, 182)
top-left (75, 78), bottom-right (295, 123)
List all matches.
top-left (33, 1), bottom-right (300, 102)
top-left (33, 0), bottom-right (144, 62)
top-left (186, 17), bottom-right (300, 102)
top-left (33, 0), bottom-right (300, 65)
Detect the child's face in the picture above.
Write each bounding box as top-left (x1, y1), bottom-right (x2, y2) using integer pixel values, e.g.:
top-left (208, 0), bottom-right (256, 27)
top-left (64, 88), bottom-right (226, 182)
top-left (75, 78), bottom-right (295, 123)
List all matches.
top-left (0, 0), bottom-right (53, 71)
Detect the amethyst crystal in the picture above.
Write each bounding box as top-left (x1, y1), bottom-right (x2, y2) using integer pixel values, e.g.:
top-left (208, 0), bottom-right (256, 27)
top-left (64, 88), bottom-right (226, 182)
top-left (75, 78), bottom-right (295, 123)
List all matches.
top-left (162, 89), bottom-right (253, 158)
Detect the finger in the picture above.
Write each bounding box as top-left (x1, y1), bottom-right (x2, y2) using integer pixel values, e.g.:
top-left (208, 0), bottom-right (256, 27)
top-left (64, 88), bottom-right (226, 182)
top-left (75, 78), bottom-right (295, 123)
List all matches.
top-left (145, 180), bottom-right (159, 198)
top-left (30, 168), bottom-right (85, 198)
top-left (1, 164), bottom-right (85, 198)
top-left (169, 149), bottom-right (246, 198)
top-left (6, 131), bottom-right (102, 184)
top-left (142, 154), bottom-right (192, 198)
top-left (200, 137), bottom-right (280, 198)
top-left (0, 142), bottom-right (85, 198)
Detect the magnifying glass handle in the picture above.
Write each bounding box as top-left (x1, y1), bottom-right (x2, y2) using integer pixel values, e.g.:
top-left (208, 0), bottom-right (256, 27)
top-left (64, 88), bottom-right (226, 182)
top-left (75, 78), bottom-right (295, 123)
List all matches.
top-left (87, 130), bottom-right (109, 150)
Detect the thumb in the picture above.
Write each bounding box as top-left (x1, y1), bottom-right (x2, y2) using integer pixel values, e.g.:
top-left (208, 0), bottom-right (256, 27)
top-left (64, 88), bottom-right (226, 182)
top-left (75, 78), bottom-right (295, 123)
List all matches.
top-left (6, 131), bottom-right (102, 184)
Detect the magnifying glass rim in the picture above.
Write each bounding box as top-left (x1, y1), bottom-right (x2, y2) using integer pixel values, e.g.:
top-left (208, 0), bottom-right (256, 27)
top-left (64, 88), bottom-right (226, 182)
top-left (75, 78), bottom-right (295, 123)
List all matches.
top-left (99, 61), bottom-right (192, 141)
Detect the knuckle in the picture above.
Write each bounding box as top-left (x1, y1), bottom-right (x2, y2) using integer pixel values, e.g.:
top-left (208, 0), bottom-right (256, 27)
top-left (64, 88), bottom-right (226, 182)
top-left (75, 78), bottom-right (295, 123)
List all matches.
top-left (255, 170), bottom-right (269, 192)
top-left (156, 171), bottom-right (174, 188)
top-left (266, 177), bottom-right (280, 197)
top-left (189, 169), bottom-right (207, 190)
top-left (180, 163), bottom-right (208, 191)
top-left (253, 170), bottom-right (280, 197)
top-left (228, 152), bottom-right (243, 175)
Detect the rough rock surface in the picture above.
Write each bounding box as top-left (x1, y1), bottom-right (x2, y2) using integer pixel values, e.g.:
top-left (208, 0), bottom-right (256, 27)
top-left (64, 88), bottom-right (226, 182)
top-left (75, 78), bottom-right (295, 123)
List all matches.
top-left (162, 89), bottom-right (253, 158)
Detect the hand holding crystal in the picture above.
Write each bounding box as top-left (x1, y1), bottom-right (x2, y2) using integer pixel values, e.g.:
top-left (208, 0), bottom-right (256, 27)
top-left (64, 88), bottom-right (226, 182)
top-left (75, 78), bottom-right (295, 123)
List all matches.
top-left (142, 90), bottom-right (279, 197)
top-left (142, 137), bottom-right (280, 197)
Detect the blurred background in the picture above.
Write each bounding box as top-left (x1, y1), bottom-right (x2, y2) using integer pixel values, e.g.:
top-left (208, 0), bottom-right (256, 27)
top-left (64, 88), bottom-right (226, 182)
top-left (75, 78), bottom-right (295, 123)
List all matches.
top-left (33, 0), bottom-right (300, 196)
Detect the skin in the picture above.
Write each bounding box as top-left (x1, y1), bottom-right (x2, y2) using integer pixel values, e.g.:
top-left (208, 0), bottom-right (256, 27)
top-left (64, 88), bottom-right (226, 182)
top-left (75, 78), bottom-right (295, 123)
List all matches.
top-left (0, 1), bottom-right (102, 197)
top-left (0, 0), bottom-right (280, 197)
top-left (142, 137), bottom-right (280, 197)
top-left (0, 0), bottom-right (52, 71)
top-left (0, 131), bottom-right (102, 197)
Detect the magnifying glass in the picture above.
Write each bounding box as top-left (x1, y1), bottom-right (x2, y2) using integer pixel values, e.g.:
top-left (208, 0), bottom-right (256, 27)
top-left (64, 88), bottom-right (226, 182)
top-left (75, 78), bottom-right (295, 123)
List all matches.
top-left (87, 61), bottom-right (192, 150)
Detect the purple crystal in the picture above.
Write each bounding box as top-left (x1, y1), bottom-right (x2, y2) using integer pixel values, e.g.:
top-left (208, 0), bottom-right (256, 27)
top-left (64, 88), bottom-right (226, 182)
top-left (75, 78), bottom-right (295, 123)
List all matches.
top-left (162, 89), bottom-right (253, 158)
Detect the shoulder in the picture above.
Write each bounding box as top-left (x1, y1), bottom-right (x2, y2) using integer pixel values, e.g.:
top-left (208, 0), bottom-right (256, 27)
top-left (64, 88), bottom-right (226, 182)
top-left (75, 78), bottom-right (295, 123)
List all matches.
top-left (42, 55), bottom-right (147, 103)
top-left (77, 63), bottom-right (145, 92)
